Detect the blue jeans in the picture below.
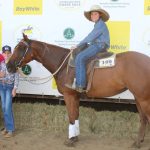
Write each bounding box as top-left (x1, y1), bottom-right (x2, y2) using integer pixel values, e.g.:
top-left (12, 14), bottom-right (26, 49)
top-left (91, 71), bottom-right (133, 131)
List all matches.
top-left (0, 82), bottom-right (15, 132)
top-left (75, 44), bottom-right (105, 88)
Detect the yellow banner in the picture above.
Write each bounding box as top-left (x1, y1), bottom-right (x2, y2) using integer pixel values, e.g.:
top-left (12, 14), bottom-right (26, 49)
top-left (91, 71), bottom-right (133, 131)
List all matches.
top-left (0, 21), bottom-right (2, 51)
top-left (144, 0), bottom-right (150, 15)
top-left (52, 78), bottom-right (57, 89)
top-left (107, 21), bottom-right (130, 54)
top-left (14, 0), bottom-right (43, 15)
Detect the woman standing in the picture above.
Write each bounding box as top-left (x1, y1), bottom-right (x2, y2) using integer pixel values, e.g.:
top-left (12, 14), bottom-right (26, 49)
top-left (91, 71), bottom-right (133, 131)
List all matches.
top-left (0, 45), bottom-right (19, 138)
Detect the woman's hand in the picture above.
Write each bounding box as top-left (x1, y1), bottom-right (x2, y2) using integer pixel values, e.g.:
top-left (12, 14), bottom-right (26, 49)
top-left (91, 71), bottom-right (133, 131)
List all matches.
top-left (12, 88), bottom-right (17, 97)
top-left (0, 71), bottom-right (5, 78)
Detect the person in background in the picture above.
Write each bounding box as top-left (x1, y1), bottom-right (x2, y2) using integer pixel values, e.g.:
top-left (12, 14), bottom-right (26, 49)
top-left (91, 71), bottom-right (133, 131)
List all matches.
top-left (0, 53), bottom-right (5, 80)
top-left (0, 45), bottom-right (19, 138)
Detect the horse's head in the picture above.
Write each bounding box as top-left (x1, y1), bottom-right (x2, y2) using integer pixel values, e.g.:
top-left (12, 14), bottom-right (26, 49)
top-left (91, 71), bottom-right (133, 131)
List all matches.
top-left (7, 33), bottom-right (33, 73)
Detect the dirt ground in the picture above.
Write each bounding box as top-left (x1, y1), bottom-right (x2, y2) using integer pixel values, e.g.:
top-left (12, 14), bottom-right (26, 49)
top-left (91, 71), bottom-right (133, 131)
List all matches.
top-left (0, 129), bottom-right (150, 150)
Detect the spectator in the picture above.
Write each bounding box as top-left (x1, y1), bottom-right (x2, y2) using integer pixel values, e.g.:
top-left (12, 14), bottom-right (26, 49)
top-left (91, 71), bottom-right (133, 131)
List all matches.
top-left (0, 45), bottom-right (19, 138)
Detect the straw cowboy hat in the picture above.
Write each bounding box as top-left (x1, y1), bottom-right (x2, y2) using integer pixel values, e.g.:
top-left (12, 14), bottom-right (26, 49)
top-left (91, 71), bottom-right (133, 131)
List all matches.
top-left (84, 5), bottom-right (110, 22)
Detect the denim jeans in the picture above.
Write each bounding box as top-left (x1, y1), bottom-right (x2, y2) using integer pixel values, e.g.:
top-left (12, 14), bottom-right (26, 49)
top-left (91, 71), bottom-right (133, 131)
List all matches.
top-left (75, 44), bottom-right (105, 88)
top-left (0, 82), bottom-right (15, 132)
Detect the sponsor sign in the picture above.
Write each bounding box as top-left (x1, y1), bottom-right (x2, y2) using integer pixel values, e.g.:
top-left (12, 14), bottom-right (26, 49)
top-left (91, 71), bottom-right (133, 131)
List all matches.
top-left (144, 0), bottom-right (150, 15)
top-left (14, 24), bottom-right (41, 44)
top-left (107, 21), bottom-right (130, 53)
top-left (22, 65), bottom-right (32, 76)
top-left (55, 27), bottom-right (79, 48)
top-left (54, 0), bottom-right (86, 10)
top-left (63, 28), bottom-right (75, 40)
top-left (52, 79), bottom-right (57, 89)
top-left (14, 0), bottom-right (43, 15)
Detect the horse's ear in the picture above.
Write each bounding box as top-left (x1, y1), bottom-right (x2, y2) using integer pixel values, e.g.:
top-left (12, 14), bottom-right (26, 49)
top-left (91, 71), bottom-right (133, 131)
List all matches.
top-left (22, 33), bottom-right (28, 41)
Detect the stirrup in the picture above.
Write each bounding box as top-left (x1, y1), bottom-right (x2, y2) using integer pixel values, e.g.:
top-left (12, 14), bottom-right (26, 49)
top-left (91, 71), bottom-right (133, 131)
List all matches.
top-left (65, 84), bottom-right (76, 90)
top-left (65, 78), bottom-right (76, 90)
top-left (76, 87), bottom-right (86, 93)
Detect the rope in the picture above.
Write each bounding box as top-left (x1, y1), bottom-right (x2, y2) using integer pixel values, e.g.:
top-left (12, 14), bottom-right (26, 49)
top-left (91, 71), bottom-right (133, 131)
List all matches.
top-left (18, 49), bottom-right (73, 85)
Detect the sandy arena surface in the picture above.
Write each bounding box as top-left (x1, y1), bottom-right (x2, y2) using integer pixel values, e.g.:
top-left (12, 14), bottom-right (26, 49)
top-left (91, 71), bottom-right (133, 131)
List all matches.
top-left (0, 129), bottom-right (150, 150)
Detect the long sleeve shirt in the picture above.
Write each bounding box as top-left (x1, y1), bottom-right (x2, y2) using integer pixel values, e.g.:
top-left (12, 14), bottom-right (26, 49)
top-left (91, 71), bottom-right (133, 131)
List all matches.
top-left (0, 61), bottom-right (6, 72)
top-left (0, 62), bottom-right (19, 89)
top-left (77, 19), bottom-right (110, 48)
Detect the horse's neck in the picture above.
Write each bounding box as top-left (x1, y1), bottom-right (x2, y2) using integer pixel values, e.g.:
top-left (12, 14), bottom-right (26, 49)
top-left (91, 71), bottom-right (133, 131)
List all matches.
top-left (33, 42), bottom-right (69, 74)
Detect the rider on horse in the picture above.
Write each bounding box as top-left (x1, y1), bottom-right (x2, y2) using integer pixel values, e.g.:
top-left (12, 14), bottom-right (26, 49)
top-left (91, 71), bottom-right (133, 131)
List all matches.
top-left (66, 5), bottom-right (110, 93)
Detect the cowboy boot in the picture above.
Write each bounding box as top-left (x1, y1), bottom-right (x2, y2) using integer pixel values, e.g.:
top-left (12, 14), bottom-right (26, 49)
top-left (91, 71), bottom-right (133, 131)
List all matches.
top-left (65, 67), bottom-right (76, 90)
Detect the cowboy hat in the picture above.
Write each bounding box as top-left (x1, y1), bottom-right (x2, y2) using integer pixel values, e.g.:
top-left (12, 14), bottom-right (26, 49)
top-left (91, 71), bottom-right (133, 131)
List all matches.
top-left (84, 5), bottom-right (109, 22)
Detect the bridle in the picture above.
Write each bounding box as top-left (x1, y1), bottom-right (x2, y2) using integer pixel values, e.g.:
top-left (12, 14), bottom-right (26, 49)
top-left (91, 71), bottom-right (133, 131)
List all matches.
top-left (15, 40), bottom-right (30, 68)
top-left (15, 40), bottom-right (73, 81)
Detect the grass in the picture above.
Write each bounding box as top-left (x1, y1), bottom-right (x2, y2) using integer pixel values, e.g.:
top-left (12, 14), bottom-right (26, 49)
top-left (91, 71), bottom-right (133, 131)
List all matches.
top-left (0, 103), bottom-right (141, 138)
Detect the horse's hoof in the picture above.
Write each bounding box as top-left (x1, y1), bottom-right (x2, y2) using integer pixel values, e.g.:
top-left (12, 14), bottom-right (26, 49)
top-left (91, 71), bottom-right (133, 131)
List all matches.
top-left (64, 136), bottom-right (78, 147)
top-left (131, 141), bottom-right (141, 149)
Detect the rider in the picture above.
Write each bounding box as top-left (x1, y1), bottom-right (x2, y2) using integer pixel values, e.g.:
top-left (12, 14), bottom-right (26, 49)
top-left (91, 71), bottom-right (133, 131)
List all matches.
top-left (70, 5), bottom-right (110, 93)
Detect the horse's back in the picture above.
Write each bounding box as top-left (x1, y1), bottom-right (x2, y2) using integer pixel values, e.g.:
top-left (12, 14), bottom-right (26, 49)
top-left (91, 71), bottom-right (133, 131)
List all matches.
top-left (88, 51), bottom-right (150, 98)
top-left (117, 51), bottom-right (150, 63)
top-left (117, 51), bottom-right (150, 75)
top-left (116, 51), bottom-right (150, 98)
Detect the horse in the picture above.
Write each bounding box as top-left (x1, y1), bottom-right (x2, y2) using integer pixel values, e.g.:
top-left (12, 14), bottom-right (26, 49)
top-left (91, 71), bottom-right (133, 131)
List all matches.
top-left (7, 34), bottom-right (150, 148)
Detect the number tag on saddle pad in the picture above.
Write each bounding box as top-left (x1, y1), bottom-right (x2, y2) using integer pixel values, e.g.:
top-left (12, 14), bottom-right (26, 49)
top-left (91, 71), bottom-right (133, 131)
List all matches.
top-left (95, 54), bottom-right (116, 68)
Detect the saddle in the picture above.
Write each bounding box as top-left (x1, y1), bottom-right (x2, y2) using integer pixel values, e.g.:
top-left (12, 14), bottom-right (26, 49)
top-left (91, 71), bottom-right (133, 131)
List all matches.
top-left (65, 44), bottom-right (116, 92)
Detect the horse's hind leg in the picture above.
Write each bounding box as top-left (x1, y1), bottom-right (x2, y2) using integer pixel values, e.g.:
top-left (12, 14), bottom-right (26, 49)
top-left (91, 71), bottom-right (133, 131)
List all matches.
top-left (133, 100), bottom-right (148, 148)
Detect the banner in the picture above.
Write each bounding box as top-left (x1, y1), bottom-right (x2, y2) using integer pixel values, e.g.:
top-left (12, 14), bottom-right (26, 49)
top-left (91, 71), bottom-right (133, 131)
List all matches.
top-left (0, 0), bottom-right (149, 99)
top-left (144, 0), bottom-right (150, 15)
top-left (107, 21), bottom-right (130, 53)
top-left (14, 0), bottom-right (43, 15)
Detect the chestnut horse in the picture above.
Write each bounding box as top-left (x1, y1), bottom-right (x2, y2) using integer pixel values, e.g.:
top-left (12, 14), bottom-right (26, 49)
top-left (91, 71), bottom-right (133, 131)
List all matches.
top-left (7, 34), bottom-right (150, 148)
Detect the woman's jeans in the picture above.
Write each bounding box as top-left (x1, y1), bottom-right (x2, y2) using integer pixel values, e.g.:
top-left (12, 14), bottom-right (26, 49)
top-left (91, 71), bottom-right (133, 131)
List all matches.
top-left (75, 44), bottom-right (106, 88)
top-left (0, 82), bottom-right (15, 132)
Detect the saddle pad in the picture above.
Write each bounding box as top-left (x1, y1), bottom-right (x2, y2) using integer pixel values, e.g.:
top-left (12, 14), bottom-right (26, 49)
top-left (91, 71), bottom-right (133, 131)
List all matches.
top-left (68, 51), bottom-right (115, 69)
top-left (94, 54), bottom-right (116, 68)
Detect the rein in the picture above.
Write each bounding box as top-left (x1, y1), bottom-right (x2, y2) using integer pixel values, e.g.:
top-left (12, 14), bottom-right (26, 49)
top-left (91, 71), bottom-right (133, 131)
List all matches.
top-left (17, 40), bottom-right (73, 84)
top-left (51, 49), bottom-right (73, 77)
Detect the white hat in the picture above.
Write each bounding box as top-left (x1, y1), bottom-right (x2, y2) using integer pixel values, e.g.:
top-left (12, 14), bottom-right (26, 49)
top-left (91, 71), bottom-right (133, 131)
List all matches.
top-left (84, 5), bottom-right (110, 22)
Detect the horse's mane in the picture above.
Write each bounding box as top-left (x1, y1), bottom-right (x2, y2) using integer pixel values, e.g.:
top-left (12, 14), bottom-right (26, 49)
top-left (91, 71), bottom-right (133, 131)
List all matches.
top-left (30, 39), bottom-right (70, 53)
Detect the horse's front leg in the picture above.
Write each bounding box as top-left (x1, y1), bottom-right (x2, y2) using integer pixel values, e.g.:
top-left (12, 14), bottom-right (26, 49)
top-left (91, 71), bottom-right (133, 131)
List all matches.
top-left (63, 92), bottom-right (80, 146)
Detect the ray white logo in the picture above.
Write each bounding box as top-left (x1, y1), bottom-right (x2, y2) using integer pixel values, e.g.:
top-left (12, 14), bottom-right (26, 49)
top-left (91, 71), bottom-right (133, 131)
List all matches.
top-left (14, 25), bottom-right (41, 44)
top-left (14, 0), bottom-right (42, 15)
